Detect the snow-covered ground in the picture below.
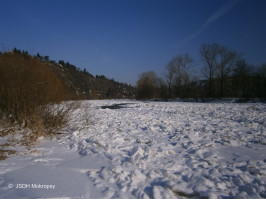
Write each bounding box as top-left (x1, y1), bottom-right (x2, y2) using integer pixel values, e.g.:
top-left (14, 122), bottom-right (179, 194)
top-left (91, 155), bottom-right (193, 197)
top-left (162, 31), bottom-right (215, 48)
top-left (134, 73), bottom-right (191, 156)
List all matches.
top-left (0, 100), bottom-right (265, 198)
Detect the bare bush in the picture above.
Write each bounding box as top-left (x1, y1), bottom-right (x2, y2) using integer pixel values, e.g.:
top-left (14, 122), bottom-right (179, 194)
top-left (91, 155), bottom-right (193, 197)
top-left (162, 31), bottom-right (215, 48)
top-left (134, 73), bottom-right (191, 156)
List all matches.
top-left (0, 53), bottom-right (66, 122)
top-left (39, 101), bottom-right (81, 135)
top-left (0, 52), bottom-right (81, 157)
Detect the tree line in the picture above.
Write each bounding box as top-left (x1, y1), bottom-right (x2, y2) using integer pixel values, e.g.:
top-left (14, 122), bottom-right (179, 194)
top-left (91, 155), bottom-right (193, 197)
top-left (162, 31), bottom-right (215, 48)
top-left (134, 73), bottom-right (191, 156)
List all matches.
top-left (136, 43), bottom-right (266, 100)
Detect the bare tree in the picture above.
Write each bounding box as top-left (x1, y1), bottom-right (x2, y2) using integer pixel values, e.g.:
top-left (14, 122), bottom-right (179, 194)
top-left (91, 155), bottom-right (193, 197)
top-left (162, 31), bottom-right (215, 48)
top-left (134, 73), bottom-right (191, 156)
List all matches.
top-left (200, 43), bottom-right (219, 98)
top-left (168, 54), bottom-right (193, 98)
top-left (201, 43), bottom-right (239, 98)
top-left (165, 60), bottom-right (176, 98)
top-left (178, 54), bottom-right (193, 98)
top-left (136, 71), bottom-right (158, 99)
top-left (255, 63), bottom-right (266, 98)
top-left (216, 45), bottom-right (238, 97)
top-left (232, 59), bottom-right (252, 98)
top-left (178, 54), bottom-right (193, 85)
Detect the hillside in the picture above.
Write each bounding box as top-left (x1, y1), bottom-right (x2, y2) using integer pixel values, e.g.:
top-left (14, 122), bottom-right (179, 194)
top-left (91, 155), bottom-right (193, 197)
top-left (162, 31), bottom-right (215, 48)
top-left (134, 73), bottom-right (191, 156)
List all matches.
top-left (48, 60), bottom-right (136, 100)
top-left (5, 49), bottom-right (136, 100)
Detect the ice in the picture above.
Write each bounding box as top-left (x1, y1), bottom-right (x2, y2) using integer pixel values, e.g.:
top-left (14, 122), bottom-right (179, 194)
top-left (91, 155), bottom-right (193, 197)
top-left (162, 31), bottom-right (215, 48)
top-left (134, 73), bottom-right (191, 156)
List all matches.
top-left (0, 100), bottom-right (266, 198)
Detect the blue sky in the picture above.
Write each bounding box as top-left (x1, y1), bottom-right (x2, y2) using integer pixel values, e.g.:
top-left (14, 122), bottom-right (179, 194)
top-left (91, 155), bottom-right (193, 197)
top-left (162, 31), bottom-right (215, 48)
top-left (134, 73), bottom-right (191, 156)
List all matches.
top-left (0, 0), bottom-right (265, 85)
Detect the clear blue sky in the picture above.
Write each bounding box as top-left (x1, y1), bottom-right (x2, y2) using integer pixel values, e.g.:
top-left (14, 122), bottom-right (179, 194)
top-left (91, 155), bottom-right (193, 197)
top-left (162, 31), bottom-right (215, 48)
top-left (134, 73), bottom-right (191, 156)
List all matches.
top-left (1, 0), bottom-right (265, 85)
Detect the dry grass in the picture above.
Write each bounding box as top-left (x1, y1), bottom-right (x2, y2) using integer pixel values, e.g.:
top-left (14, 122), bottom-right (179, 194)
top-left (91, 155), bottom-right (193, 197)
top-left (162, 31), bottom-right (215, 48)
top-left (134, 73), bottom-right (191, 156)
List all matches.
top-left (0, 149), bottom-right (16, 161)
top-left (0, 101), bottom-right (80, 161)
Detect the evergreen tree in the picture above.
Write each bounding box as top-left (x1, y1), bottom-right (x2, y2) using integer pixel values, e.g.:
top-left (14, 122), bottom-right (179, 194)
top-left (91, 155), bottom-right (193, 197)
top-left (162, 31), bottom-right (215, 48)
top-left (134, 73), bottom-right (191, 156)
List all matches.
top-left (44, 56), bottom-right (49, 62)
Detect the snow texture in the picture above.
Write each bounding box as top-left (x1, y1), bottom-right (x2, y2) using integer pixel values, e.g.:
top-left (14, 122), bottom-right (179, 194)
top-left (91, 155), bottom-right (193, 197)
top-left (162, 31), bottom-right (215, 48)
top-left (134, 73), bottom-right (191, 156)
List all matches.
top-left (0, 100), bottom-right (266, 198)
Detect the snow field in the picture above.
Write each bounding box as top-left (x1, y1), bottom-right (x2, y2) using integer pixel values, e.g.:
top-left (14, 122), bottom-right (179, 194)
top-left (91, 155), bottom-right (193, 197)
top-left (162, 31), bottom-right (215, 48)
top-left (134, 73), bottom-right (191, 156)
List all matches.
top-left (0, 100), bottom-right (265, 198)
top-left (61, 100), bottom-right (266, 198)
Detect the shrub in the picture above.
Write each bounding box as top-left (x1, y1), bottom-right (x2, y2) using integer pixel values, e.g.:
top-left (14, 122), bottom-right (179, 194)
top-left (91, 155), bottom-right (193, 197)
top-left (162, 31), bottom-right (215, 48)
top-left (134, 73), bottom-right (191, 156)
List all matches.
top-left (0, 53), bottom-right (66, 122)
top-left (39, 101), bottom-right (81, 135)
top-left (0, 52), bottom-right (78, 153)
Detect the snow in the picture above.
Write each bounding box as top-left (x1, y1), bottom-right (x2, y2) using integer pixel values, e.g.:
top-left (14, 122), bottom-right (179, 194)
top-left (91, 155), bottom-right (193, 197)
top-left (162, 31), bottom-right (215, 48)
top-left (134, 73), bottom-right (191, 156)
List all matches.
top-left (0, 100), bottom-right (266, 198)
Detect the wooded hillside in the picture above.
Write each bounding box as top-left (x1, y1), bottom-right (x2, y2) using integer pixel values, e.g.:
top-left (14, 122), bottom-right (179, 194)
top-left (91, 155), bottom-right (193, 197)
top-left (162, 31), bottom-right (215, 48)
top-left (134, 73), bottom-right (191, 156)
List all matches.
top-left (2, 49), bottom-right (136, 101)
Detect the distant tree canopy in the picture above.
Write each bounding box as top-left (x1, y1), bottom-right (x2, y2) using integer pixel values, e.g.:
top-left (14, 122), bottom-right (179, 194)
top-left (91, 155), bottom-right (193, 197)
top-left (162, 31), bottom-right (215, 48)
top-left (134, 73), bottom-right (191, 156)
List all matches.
top-left (136, 71), bottom-right (167, 100)
top-left (136, 43), bottom-right (266, 100)
top-left (96, 75), bottom-right (108, 80)
top-left (136, 71), bottom-right (158, 99)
